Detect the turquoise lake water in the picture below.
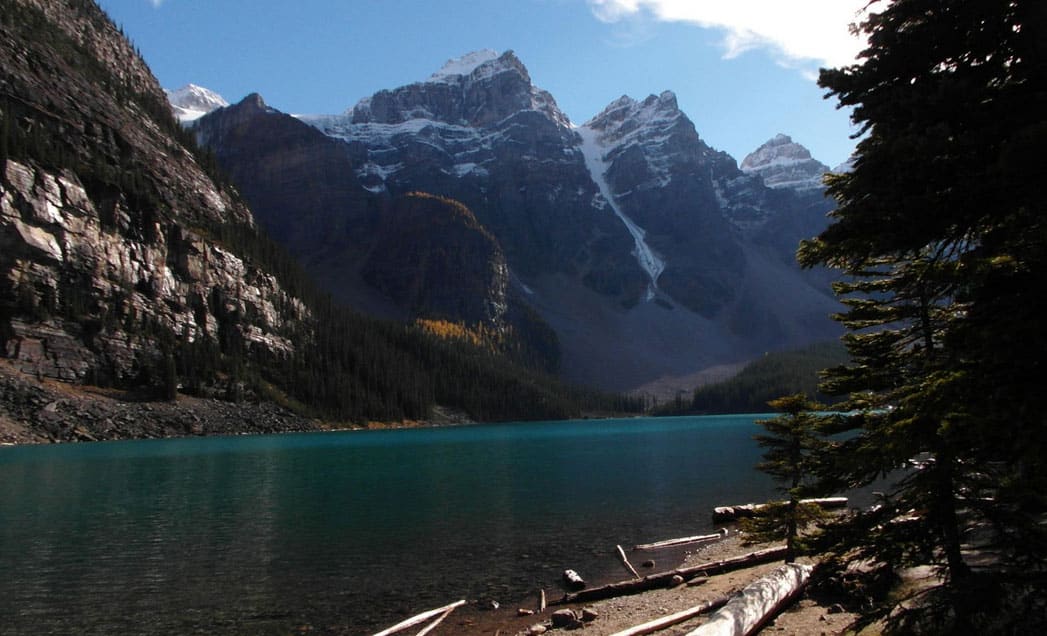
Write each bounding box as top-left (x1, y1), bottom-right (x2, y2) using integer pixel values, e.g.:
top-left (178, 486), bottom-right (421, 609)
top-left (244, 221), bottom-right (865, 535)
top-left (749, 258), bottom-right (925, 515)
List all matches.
top-left (0, 415), bottom-right (781, 634)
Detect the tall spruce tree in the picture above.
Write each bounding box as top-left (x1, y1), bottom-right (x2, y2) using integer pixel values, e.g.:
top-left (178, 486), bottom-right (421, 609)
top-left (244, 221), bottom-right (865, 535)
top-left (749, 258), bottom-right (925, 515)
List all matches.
top-left (743, 394), bottom-right (829, 563)
top-left (802, 0), bottom-right (1047, 631)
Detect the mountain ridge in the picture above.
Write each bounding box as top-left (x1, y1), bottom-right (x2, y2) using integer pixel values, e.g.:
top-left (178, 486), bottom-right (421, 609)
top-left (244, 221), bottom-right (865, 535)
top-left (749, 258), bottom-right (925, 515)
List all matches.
top-left (3, 5), bottom-right (617, 430)
top-left (189, 50), bottom-right (843, 391)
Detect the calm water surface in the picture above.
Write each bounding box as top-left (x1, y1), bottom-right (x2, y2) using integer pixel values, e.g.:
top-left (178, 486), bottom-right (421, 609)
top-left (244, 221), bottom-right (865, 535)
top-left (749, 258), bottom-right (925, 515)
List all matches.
top-left (0, 415), bottom-right (779, 634)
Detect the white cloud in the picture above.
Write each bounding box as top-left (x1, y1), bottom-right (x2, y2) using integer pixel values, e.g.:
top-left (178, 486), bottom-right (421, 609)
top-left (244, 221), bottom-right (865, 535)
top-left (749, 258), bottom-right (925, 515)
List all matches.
top-left (588, 0), bottom-right (870, 70)
top-left (148, 0), bottom-right (165, 7)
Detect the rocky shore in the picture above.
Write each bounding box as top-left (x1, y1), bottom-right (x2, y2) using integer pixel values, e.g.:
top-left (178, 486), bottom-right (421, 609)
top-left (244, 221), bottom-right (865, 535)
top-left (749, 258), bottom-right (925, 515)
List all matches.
top-left (419, 533), bottom-right (861, 636)
top-left (0, 361), bottom-right (324, 445)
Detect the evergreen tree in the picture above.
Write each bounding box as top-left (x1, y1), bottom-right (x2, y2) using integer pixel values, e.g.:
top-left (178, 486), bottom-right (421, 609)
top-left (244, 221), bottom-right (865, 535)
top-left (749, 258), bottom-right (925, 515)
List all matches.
top-left (742, 393), bottom-right (829, 563)
top-left (802, 0), bottom-right (1047, 631)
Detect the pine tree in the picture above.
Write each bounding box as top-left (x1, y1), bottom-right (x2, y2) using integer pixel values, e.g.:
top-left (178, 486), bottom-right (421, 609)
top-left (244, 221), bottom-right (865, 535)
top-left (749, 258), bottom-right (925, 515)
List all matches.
top-left (803, 0), bottom-right (1047, 631)
top-left (743, 394), bottom-right (829, 563)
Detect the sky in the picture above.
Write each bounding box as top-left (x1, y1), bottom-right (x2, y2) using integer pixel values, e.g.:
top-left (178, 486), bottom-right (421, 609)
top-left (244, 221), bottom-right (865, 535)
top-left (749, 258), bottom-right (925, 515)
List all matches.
top-left (96, 0), bottom-right (873, 168)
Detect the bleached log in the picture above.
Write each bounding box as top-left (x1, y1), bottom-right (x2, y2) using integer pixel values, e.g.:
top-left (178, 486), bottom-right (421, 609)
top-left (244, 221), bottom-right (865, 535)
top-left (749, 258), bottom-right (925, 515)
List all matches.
top-left (412, 604), bottom-right (459, 636)
top-left (684, 563), bottom-right (812, 636)
top-left (609, 595), bottom-right (731, 636)
top-left (617, 544), bottom-right (641, 578)
top-left (713, 497), bottom-right (848, 522)
top-left (371, 600), bottom-right (466, 636)
top-left (634, 531), bottom-right (724, 551)
top-left (552, 546), bottom-right (787, 605)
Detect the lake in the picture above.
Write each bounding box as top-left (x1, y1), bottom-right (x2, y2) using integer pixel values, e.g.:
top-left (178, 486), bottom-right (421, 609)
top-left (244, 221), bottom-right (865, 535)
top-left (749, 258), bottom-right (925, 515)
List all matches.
top-left (0, 415), bottom-right (784, 635)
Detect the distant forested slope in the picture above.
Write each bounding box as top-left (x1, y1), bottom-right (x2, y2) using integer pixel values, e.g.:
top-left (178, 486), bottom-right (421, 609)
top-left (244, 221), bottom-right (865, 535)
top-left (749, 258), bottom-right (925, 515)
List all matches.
top-left (656, 340), bottom-right (849, 415)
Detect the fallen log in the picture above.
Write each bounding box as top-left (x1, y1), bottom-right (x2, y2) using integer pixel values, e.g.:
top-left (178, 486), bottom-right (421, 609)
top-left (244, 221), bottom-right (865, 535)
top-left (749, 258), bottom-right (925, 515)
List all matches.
top-left (413, 603), bottom-right (459, 636)
top-left (617, 544), bottom-right (640, 579)
top-left (713, 497), bottom-right (848, 522)
top-left (371, 600), bottom-right (466, 636)
top-left (552, 546), bottom-right (787, 605)
top-left (684, 563), bottom-right (812, 636)
top-left (609, 595), bottom-right (731, 636)
top-left (634, 529), bottom-right (725, 551)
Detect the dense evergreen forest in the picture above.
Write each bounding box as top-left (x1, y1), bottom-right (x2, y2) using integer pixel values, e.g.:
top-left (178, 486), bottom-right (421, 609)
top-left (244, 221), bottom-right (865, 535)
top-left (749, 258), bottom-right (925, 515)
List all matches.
top-left (654, 341), bottom-right (848, 415)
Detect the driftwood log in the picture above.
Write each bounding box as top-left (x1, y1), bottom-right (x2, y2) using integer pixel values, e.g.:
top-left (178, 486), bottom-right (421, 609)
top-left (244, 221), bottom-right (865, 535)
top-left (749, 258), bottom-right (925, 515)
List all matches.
top-left (634, 529), bottom-right (726, 551)
top-left (609, 595), bottom-right (732, 636)
top-left (371, 600), bottom-right (466, 636)
top-left (684, 563), bottom-right (812, 636)
top-left (617, 544), bottom-right (641, 579)
top-left (413, 604), bottom-right (458, 636)
top-left (713, 497), bottom-right (848, 522)
top-left (552, 546), bottom-right (787, 605)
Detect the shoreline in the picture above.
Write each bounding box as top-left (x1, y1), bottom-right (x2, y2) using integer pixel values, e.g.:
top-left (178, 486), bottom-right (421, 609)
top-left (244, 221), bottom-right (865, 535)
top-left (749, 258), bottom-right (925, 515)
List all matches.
top-left (1, 362), bottom-right (653, 446)
top-left (0, 361), bottom-right (482, 446)
top-left (418, 533), bottom-right (861, 636)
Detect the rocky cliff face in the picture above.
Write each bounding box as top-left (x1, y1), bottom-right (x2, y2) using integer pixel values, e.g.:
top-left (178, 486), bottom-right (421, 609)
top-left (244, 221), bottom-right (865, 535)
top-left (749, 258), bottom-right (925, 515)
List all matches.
top-left (1, 0), bottom-right (305, 387)
top-left (578, 91), bottom-right (750, 315)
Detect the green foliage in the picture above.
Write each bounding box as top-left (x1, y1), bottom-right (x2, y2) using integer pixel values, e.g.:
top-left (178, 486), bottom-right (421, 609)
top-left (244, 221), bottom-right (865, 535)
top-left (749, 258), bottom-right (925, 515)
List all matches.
top-left (741, 394), bottom-right (830, 562)
top-left (657, 341), bottom-right (848, 415)
top-left (802, 0), bottom-right (1047, 631)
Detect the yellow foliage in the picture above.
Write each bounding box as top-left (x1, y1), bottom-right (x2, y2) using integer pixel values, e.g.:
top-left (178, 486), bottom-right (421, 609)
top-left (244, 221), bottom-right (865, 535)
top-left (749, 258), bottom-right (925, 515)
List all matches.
top-left (416, 318), bottom-right (500, 350)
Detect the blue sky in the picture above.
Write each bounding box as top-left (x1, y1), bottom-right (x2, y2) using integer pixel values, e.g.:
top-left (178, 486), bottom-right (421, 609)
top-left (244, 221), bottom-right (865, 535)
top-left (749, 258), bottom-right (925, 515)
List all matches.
top-left (97, 0), bottom-right (870, 168)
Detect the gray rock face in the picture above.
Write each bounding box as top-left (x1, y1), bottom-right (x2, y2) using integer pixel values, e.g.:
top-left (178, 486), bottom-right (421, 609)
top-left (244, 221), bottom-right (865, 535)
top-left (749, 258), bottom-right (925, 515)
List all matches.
top-left (1, 0), bottom-right (306, 385)
top-left (1, 160), bottom-right (304, 382)
top-left (353, 50), bottom-right (569, 129)
top-left (579, 91), bottom-right (750, 315)
top-left (741, 134), bottom-right (831, 191)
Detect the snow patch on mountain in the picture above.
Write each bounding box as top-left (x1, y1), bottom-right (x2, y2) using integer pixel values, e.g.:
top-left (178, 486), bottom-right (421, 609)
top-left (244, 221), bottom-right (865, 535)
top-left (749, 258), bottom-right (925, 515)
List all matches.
top-left (165, 84), bottom-right (228, 123)
top-left (576, 125), bottom-right (664, 299)
top-left (741, 134), bottom-right (829, 191)
top-left (428, 49), bottom-right (501, 82)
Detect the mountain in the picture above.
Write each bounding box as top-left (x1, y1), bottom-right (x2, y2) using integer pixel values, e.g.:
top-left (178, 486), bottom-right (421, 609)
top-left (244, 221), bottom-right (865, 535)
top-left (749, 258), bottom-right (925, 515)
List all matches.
top-left (740, 133), bottom-right (831, 191)
top-left (1, 0), bottom-right (272, 389)
top-left (297, 50), bottom-right (640, 298)
top-left (2, 3), bottom-right (611, 431)
top-left (192, 50), bottom-right (842, 391)
top-left (166, 84), bottom-right (229, 123)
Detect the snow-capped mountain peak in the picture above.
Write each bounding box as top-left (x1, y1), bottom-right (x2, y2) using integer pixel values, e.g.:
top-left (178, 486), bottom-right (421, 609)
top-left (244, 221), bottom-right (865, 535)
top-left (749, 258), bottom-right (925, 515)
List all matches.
top-left (165, 84), bottom-right (229, 123)
top-left (740, 134), bottom-right (829, 191)
top-left (428, 49), bottom-right (501, 82)
top-left (315, 49), bottom-right (567, 132)
top-left (586, 91), bottom-right (682, 133)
